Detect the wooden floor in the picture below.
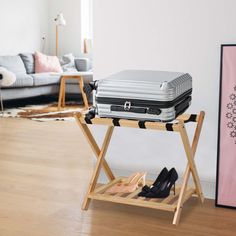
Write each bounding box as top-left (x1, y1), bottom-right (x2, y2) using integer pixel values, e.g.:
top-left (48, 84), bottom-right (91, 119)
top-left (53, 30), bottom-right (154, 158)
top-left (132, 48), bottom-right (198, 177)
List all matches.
top-left (0, 118), bottom-right (235, 236)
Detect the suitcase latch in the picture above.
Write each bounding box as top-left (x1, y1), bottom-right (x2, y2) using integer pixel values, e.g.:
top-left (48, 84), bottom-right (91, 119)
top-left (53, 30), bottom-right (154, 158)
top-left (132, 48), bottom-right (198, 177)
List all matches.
top-left (124, 101), bottom-right (131, 111)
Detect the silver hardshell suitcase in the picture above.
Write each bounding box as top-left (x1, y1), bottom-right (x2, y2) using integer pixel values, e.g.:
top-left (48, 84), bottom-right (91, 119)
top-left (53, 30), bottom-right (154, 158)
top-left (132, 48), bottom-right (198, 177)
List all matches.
top-left (85, 70), bottom-right (192, 122)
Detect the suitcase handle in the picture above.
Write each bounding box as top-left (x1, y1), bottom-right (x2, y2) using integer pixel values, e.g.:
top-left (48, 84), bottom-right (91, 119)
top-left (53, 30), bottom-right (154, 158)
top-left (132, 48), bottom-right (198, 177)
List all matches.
top-left (85, 107), bottom-right (96, 120)
top-left (83, 81), bottom-right (98, 96)
top-left (111, 105), bottom-right (161, 115)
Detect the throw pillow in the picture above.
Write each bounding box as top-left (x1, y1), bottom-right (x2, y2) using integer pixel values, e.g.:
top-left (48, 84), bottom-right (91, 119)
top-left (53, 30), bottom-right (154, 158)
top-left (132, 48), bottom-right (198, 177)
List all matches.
top-left (19, 53), bottom-right (35, 74)
top-left (35, 51), bottom-right (63, 73)
top-left (75, 58), bottom-right (91, 71)
top-left (60, 53), bottom-right (75, 66)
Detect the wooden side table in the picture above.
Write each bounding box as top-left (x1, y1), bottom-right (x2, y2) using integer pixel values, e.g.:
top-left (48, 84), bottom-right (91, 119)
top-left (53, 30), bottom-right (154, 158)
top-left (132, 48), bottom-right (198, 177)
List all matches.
top-left (58, 74), bottom-right (90, 110)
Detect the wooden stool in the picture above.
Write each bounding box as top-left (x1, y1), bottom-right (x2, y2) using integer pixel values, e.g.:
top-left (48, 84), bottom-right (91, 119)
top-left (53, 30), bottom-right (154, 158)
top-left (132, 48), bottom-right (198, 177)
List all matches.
top-left (58, 75), bottom-right (89, 110)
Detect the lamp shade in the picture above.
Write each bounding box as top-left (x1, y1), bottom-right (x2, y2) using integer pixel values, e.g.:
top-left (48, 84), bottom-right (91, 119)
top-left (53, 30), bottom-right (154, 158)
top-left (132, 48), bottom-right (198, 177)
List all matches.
top-left (0, 67), bottom-right (16, 87)
top-left (55, 13), bottom-right (66, 26)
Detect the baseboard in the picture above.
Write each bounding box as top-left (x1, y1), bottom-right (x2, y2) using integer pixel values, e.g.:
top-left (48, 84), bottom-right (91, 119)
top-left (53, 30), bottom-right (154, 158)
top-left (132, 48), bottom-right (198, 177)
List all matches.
top-left (98, 168), bottom-right (216, 200)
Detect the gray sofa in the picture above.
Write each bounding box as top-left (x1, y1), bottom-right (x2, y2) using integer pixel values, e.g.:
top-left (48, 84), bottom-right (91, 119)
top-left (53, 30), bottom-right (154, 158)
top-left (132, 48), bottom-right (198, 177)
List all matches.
top-left (0, 54), bottom-right (93, 101)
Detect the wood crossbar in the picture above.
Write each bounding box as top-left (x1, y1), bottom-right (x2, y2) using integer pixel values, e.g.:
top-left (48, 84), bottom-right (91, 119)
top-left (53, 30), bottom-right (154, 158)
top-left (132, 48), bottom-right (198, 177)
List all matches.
top-left (75, 111), bottom-right (205, 225)
top-left (76, 112), bottom-right (200, 132)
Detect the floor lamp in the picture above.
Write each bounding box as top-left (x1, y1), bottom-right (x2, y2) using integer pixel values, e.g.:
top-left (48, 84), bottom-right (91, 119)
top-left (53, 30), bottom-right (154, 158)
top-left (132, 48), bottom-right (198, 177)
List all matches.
top-left (54, 13), bottom-right (66, 56)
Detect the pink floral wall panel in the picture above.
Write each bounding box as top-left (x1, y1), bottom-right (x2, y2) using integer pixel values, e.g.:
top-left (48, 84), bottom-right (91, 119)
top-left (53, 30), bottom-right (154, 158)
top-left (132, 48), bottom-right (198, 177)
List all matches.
top-left (216, 45), bottom-right (236, 208)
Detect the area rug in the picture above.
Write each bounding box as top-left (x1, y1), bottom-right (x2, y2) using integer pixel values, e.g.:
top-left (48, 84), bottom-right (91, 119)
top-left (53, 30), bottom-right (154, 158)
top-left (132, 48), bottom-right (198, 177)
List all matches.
top-left (1, 102), bottom-right (87, 121)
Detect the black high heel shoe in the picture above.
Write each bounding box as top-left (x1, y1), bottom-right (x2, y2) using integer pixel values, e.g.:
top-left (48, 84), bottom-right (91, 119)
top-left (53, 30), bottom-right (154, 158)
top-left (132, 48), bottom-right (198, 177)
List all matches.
top-left (138, 167), bottom-right (168, 197)
top-left (145, 168), bottom-right (178, 198)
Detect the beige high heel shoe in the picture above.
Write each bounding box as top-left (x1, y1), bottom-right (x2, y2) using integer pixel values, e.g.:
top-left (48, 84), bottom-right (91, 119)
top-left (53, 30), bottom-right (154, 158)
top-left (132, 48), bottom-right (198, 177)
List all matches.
top-left (106, 172), bottom-right (146, 194)
top-left (106, 172), bottom-right (139, 194)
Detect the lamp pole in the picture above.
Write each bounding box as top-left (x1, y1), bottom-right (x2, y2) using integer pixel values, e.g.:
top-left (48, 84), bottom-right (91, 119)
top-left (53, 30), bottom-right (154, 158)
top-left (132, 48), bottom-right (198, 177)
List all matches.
top-left (56, 25), bottom-right (59, 56)
top-left (54, 13), bottom-right (66, 57)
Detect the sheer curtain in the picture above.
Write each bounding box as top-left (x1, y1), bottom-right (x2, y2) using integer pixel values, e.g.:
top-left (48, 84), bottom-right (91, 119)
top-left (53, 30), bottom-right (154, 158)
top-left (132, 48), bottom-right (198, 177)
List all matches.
top-left (81, 0), bottom-right (93, 54)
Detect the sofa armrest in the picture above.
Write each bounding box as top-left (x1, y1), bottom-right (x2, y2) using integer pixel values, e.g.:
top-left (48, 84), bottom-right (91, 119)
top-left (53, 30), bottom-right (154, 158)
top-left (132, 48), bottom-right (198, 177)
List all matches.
top-left (74, 58), bottom-right (91, 71)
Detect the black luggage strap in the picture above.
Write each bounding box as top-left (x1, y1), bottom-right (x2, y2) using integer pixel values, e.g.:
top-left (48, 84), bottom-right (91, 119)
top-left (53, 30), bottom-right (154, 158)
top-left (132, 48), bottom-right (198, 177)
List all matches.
top-left (84, 107), bottom-right (96, 124)
top-left (184, 114), bottom-right (197, 123)
top-left (138, 121), bottom-right (146, 129)
top-left (85, 117), bottom-right (92, 124)
top-left (112, 118), bottom-right (121, 126)
top-left (165, 123), bottom-right (174, 131)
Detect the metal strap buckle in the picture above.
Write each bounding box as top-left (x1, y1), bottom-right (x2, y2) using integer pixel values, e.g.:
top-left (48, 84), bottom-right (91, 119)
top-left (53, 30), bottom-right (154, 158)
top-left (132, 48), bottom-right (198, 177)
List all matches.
top-left (124, 101), bottom-right (131, 111)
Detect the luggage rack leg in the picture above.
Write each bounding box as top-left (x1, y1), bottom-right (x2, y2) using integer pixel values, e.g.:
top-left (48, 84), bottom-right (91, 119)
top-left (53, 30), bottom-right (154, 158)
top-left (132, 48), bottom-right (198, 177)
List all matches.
top-left (81, 126), bottom-right (114, 210)
top-left (173, 111), bottom-right (205, 225)
top-left (75, 114), bottom-right (115, 182)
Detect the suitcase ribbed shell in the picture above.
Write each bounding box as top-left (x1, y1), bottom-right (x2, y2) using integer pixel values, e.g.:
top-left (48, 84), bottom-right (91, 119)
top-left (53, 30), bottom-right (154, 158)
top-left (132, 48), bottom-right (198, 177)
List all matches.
top-left (96, 70), bottom-right (192, 101)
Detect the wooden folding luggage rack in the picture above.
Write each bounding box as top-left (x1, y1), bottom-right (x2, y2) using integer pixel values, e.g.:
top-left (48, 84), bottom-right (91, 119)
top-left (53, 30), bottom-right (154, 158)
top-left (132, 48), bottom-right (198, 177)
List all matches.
top-left (75, 111), bottom-right (205, 225)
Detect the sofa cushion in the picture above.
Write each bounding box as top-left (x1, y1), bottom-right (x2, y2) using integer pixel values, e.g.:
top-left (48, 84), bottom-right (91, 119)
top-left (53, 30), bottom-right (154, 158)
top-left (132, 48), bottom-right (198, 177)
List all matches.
top-left (7, 74), bottom-right (34, 88)
top-left (31, 73), bottom-right (61, 86)
top-left (65, 74), bottom-right (93, 84)
top-left (35, 51), bottom-right (63, 73)
top-left (0, 55), bottom-right (27, 75)
top-left (19, 53), bottom-right (35, 74)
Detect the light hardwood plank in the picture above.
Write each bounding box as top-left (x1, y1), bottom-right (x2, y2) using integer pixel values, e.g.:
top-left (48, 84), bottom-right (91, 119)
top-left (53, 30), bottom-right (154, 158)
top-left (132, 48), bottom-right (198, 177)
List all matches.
top-left (0, 118), bottom-right (235, 236)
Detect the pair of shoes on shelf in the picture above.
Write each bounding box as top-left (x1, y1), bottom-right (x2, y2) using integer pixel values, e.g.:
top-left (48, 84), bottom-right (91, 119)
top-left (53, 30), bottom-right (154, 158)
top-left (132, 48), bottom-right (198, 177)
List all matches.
top-left (106, 172), bottom-right (146, 194)
top-left (138, 167), bottom-right (178, 198)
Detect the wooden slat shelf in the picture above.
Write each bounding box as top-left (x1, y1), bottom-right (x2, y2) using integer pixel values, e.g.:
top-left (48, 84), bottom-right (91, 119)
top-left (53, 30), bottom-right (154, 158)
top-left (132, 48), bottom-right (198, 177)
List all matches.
top-left (88, 177), bottom-right (195, 212)
top-left (75, 111), bottom-right (205, 225)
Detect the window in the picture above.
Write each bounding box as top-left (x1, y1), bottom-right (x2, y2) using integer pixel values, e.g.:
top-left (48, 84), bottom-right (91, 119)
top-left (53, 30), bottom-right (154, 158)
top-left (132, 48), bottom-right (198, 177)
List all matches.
top-left (81, 0), bottom-right (93, 54)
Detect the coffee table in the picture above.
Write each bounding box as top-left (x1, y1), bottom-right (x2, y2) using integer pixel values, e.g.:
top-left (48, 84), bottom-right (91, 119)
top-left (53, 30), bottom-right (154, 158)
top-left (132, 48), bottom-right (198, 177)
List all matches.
top-left (57, 72), bottom-right (92, 110)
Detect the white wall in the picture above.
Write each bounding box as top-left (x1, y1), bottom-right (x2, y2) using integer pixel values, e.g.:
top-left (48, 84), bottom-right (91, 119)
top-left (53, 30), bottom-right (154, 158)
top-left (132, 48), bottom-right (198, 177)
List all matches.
top-left (93, 0), bottom-right (236, 199)
top-left (0, 0), bottom-right (83, 56)
top-left (0, 0), bottom-right (49, 55)
top-left (48, 0), bottom-right (82, 56)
